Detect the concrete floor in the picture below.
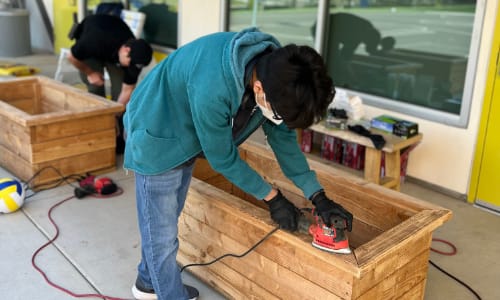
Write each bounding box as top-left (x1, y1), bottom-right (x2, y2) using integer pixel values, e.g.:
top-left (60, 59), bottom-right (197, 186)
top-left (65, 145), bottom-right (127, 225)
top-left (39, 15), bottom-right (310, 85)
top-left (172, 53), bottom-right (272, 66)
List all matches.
top-left (0, 53), bottom-right (499, 300)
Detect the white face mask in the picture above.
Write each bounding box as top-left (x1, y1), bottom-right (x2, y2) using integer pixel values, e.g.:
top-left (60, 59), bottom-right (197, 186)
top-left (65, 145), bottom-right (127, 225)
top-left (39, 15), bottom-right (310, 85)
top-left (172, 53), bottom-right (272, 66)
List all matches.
top-left (256, 93), bottom-right (283, 125)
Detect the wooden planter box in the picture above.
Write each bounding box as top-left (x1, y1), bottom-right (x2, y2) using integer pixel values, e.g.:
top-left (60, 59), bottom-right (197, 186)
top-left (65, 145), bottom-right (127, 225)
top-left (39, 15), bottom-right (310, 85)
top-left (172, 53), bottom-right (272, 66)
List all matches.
top-left (0, 76), bottom-right (124, 188)
top-left (182, 141), bottom-right (452, 299)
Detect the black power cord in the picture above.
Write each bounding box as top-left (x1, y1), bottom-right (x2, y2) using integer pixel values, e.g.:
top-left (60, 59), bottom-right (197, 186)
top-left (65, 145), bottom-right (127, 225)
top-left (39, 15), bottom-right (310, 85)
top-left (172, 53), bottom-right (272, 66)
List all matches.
top-left (25, 166), bottom-right (129, 300)
top-left (429, 260), bottom-right (482, 300)
top-left (23, 165), bottom-right (87, 199)
top-left (25, 166), bottom-right (278, 299)
top-left (429, 238), bottom-right (482, 300)
top-left (180, 226), bottom-right (280, 273)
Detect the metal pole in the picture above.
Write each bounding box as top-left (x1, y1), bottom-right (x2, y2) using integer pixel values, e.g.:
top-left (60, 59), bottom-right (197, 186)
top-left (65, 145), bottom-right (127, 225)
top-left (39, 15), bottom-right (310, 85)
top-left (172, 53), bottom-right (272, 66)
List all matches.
top-left (314, 0), bottom-right (329, 53)
top-left (77, 0), bottom-right (86, 21)
top-left (251, 0), bottom-right (258, 27)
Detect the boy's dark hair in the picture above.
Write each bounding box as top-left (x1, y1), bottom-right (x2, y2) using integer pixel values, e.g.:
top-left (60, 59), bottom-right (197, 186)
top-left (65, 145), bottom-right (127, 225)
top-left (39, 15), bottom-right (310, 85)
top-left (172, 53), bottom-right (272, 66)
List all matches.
top-left (255, 44), bottom-right (334, 129)
top-left (125, 39), bottom-right (153, 67)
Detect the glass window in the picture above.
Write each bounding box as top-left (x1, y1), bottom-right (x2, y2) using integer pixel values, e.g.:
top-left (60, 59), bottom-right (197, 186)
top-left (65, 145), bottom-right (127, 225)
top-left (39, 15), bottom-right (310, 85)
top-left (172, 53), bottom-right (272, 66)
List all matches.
top-left (228, 1), bottom-right (320, 48)
top-left (323, 0), bottom-right (477, 123)
top-left (128, 0), bottom-right (178, 48)
top-left (84, 1), bottom-right (178, 48)
top-left (228, 0), bottom-right (482, 127)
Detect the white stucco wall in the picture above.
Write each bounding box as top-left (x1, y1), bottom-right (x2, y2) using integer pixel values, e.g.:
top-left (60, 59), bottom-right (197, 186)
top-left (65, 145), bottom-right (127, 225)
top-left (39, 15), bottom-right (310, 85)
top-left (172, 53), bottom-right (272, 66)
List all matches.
top-left (43, 0), bottom-right (53, 22)
top-left (178, 0), bottom-right (223, 46)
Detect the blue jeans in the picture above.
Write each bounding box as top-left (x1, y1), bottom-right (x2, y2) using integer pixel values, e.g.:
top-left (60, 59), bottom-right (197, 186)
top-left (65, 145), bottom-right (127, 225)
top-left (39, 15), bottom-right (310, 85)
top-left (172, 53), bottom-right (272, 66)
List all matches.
top-left (134, 161), bottom-right (195, 300)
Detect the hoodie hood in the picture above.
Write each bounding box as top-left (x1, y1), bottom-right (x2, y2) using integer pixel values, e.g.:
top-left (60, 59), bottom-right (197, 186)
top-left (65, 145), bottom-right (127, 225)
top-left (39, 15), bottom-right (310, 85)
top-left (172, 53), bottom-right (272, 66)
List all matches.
top-left (226, 27), bottom-right (281, 92)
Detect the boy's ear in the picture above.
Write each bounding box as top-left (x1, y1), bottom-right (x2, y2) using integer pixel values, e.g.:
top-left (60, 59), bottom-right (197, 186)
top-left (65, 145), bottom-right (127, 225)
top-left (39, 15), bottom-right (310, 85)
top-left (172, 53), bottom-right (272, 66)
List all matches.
top-left (253, 80), bottom-right (263, 94)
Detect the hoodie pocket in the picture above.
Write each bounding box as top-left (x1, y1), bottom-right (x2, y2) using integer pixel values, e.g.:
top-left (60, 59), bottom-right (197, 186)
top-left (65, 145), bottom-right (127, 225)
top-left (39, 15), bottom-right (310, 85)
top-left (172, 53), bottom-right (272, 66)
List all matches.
top-left (130, 129), bottom-right (185, 173)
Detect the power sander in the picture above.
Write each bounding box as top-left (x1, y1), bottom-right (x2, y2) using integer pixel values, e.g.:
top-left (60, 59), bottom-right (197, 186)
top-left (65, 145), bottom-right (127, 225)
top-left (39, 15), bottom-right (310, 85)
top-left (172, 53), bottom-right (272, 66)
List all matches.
top-left (298, 208), bottom-right (351, 254)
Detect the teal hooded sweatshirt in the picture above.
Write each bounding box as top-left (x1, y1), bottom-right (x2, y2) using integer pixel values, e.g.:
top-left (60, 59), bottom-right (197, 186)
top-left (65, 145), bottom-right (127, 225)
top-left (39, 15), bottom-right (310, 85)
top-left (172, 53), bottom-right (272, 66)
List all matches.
top-left (123, 28), bottom-right (322, 200)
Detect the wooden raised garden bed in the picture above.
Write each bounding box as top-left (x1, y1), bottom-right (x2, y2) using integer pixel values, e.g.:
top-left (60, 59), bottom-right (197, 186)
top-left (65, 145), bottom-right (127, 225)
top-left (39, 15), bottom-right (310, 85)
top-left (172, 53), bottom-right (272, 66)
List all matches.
top-left (0, 76), bottom-right (124, 187)
top-left (181, 141), bottom-right (452, 299)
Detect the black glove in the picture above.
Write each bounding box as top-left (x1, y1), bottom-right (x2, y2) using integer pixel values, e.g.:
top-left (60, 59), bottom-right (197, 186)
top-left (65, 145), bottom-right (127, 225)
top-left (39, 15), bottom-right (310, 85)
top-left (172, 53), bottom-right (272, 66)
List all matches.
top-left (311, 190), bottom-right (353, 231)
top-left (348, 125), bottom-right (386, 150)
top-left (265, 190), bottom-right (300, 231)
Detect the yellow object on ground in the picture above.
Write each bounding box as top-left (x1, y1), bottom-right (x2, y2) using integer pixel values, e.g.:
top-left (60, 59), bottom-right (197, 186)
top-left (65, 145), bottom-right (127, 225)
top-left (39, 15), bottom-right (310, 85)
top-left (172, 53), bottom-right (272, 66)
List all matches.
top-left (0, 61), bottom-right (40, 76)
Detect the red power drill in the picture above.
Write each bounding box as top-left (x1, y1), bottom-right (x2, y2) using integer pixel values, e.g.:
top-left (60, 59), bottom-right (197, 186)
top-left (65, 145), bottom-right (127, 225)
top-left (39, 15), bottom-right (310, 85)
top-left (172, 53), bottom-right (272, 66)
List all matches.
top-left (74, 175), bottom-right (118, 199)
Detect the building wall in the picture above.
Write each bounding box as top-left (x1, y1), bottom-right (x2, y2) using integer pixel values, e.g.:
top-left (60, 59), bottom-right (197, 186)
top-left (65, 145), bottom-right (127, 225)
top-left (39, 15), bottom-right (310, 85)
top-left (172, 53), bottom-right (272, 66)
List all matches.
top-left (178, 1), bottom-right (223, 46)
top-left (39, 0), bottom-right (496, 196)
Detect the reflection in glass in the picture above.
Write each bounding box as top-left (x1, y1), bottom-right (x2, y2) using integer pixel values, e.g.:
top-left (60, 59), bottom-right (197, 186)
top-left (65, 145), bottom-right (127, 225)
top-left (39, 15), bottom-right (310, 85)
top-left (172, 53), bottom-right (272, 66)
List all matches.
top-left (128, 0), bottom-right (178, 48)
top-left (229, 1), bottom-right (319, 47)
top-left (229, 1), bottom-right (476, 117)
top-left (324, 1), bottom-right (475, 115)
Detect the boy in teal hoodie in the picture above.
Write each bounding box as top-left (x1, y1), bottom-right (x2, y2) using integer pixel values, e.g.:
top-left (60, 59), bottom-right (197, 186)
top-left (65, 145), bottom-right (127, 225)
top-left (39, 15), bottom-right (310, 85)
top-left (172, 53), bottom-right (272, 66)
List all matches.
top-left (124, 28), bottom-right (353, 300)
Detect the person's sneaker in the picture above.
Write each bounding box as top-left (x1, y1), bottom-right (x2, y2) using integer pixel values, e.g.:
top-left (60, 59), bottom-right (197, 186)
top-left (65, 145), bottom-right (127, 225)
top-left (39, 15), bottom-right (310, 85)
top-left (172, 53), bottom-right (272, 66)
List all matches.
top-left (132, 281), bottom-right (156, 300)
top-left (131, 278), bottom-right (199, 300)
top-left (184, 285), bottom-right (200, 300)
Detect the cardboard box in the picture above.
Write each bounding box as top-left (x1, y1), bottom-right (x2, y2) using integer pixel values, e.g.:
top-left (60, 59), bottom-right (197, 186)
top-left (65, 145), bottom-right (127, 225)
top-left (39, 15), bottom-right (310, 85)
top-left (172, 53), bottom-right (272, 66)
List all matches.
top-left (321, 135), bottom-right (334, 160)
top-left (343, 142), bottom-right (365, 170)
top-left (393, 120), bottom-right (419, 139)
top-left (371, 115), bottom-right (419, 138)
top-left (300, 129), bottom-right (313, 153)
top-left (370, 115), bottom-right (399, 133)
top-left (333, 137), bottom-right (344, 164)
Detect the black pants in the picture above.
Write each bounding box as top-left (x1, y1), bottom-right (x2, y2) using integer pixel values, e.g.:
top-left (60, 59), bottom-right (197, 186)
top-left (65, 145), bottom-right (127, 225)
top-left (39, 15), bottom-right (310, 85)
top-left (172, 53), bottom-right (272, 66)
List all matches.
top-left (79, 58), bottom-right (126, 154)
top-left (78, 58), bottom-right (124, 100)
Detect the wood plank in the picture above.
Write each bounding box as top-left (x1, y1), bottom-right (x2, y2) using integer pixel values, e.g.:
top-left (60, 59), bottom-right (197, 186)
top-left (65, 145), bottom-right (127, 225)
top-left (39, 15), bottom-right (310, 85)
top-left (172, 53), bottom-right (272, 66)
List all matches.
top-left (179, 213), bottom-right (337, 300)
top-left (32, 115), bottom-right (115, 143)
top-left (354, 210), bottom-right (448, 267)
top-left (351, 212), bottom-right (448, 298)
top-left (21, 105), bottom-right (124, 127)
top-left (40, 85), bottom-right (71, 113)
top-left (357, 250), bottom-right (429, 299)
top-left (178, 250), bottom-right (239, 300)
top-left (6, 98), bottom-right (36, 114)
top-left (0, 144), bottom-right (116, 187)
top-left (241, 142), bottom-right (447, 229)
top-left (184, 179), bottom-right (358, 298)
top-left (384, 151), bottom-right (402, 191)
top-left (309, 122), bottom-right (423, 152)
top-left (0, 143), bottom-right (34, 182)
top-left (399, 279), bottom-right (426, 300)
top-left (0, 100), bottom-right (32, 126)
top-left (178, 239), bottom-right (279, 300)
top-left (31, 129), bottom-right (115, 164)
top-left (34, 77), bottom-right (42, 114)
top-left (30, 148), bottom-right (116, 188)
top-left (346, 218), bottom-right (383, 249)
top-left (193, 157), bottom-right (382, 249)
top-left (40, 84), bottom-right (109, 112)
top-left (193, 158), bottom-right (262, 208)
top-left (0, 112), bottom-right (32, 161)
top-left (0, 81), bottom-right (36, 102)
top-left (242, 143), bottom-right (415, 233)
top-left (0, 77), bottom-right (124, 127)
top-left (364, 147), bottom-right (382, 184)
